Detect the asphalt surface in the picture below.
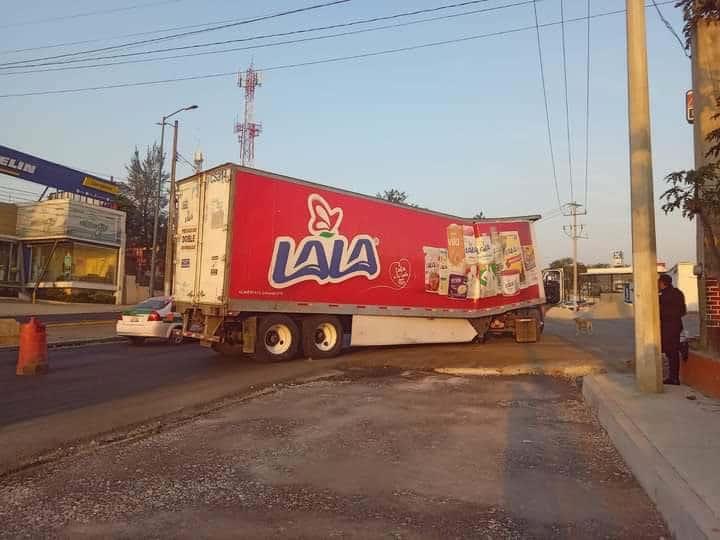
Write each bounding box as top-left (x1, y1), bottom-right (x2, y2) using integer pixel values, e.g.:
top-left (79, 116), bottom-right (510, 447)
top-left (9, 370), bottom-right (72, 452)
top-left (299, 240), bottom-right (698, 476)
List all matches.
top-left (0, 371), bottom-right (668, 539)
top-left (0, 342), bottom-right (219, 426)
top-left (0, 325), bottom-right (612, 477)
top-left (544, 312), bottom-right (699, 368)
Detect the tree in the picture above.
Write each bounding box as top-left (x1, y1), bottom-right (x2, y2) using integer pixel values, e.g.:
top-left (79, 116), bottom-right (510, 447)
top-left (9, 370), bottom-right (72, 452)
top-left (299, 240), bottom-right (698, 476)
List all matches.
top-left (661, 96), bottom-right (720, 270)
top-left (473, 212), bottom-right (485, 220)
top-left (117, 144), bottom-right (168, 249)
top-left (549, 257), bottom-right (574, 269)
top-left (376, 188), bottom-right (418, 207)
top-left (676, 0), bottom-right (720, 46)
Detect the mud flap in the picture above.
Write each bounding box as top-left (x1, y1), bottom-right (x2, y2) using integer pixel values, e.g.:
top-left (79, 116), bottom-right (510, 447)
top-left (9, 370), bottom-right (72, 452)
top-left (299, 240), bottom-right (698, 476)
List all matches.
top-left (242, 316), bottom-right (257, 354)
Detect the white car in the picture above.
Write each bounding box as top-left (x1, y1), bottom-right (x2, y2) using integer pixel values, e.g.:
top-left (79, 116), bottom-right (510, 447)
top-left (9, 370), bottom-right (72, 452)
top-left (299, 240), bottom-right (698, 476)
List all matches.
top-left (116, 296), bottom-right (184, 345)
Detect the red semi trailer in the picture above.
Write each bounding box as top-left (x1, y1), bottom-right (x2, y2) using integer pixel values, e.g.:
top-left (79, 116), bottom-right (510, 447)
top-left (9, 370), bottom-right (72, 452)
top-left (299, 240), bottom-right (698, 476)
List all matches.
top-left (173, 164), bottom-right (546, 360)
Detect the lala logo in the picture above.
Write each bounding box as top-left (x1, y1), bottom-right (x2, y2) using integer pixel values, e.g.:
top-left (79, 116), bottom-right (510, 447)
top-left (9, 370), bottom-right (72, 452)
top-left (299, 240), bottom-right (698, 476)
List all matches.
top-left (269, 194), bottom-right (380, 288)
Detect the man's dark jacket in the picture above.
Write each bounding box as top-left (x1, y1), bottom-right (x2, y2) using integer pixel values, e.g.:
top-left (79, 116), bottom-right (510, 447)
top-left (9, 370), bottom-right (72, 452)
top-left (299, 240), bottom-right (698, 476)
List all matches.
top-left (659, 285), bottom-right (686, 336)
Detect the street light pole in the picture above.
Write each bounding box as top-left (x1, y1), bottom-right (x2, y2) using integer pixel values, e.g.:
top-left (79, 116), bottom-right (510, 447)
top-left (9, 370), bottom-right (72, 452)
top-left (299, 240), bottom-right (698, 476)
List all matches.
top-left (148, 118), bottom-right (166, 297)
top-left (147, 105), bottom-right (198, 298)
top-left (163, 120), bottom-right (179, 297)
top-left (626, 0), bottom-right (662, 393)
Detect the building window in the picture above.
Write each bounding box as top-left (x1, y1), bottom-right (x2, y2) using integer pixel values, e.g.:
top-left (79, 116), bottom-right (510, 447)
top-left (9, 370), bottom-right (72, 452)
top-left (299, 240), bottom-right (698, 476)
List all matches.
top-left (73, 244), bottom-right (117, 284)
top-left (30, 242), bottom-right (70, 282)
top-left (0, 241), bottom-right (18, 282)
top-left (29, 242), bottom-right (117, 284)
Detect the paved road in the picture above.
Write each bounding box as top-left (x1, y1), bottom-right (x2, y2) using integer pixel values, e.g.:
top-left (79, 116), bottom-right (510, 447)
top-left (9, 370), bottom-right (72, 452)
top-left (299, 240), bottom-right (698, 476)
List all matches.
top-left (0, 342), bottom-right (221, 425)
top-left (544, 312), bottom-right (699, 368)
top-left (0, 372), bottom-right (668, 538)
top-left (0, 329), bottom-right (610, 475)
top-left (0, 341), bottom-right (350, 474)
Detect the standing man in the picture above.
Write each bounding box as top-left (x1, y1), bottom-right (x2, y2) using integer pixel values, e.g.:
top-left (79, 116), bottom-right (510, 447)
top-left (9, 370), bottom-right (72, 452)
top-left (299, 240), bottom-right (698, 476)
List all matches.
top-left (658, 274), bottom-right (687, 385)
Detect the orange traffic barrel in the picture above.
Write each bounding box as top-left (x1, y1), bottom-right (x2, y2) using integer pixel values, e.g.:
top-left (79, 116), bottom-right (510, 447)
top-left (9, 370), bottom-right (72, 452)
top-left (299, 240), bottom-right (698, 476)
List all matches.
top-left (16, 317), bottom-right (48, 376)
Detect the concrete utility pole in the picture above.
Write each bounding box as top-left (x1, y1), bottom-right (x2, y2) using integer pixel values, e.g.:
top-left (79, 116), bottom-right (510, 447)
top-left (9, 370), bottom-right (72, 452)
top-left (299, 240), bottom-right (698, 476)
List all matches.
top-left (163, 120), bottom-right (179, 297)
top-left (691, 14), bottom-right (720, 354)
top-left (148, 105), bottom-right (197, 298)
top-left (563, 202), bottom-right (587, 309)
top-left (626, 0), bottom-right (663, 393)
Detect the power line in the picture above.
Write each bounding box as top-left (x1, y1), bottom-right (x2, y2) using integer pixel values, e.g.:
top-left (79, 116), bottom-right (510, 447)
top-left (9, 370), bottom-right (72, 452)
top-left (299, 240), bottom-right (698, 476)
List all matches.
top-left (0, 0), bottom-right (353, 68)
top-left (650, 0), bottom-right (690, 58)
top-left (0, 8), bottom-right (352, 56)
top-left (0, 2), bottom-right (676, 99)
top-left (176, 153), bottom-right (196, 170)
top-left (583, 0), bottom-right (592, 211)
top-left (1, 0), bottom-right (515, 71)
top-left (1, 1), bottom-right (532, 75)
top-left (537, 207), bottom-right (565, 223)
top-left (559, 0), bottom-right (574, 205)
top-left (531, 0), bottom-right (562, 213)
top-left (0, 0), bottom-right (183, 30)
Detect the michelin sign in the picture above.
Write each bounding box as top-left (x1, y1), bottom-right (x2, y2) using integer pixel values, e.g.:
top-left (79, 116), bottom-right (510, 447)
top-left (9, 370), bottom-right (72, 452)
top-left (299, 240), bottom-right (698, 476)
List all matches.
top-left (0, 144), bottom-right (118, 201)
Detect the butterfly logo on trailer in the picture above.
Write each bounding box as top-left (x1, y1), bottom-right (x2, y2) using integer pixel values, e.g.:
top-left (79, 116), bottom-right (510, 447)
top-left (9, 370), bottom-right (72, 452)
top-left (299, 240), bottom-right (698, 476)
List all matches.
top-left (268, 194), bottom-right (381, 288)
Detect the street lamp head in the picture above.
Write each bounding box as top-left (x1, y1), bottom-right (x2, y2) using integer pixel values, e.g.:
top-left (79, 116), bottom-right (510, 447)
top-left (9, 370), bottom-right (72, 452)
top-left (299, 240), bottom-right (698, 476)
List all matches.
top-left (185, 105), bottom-right (199, 111)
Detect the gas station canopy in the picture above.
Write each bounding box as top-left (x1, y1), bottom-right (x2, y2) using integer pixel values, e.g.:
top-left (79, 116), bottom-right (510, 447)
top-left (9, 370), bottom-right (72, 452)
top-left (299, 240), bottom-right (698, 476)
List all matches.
top-left (0, 144), bottom-right (118, 201)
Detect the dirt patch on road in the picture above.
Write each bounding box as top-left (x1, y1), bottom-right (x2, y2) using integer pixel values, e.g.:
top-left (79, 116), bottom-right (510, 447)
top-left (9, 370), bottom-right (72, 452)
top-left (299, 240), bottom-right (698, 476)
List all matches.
top-left (0, 371), bottom-right (667, 539)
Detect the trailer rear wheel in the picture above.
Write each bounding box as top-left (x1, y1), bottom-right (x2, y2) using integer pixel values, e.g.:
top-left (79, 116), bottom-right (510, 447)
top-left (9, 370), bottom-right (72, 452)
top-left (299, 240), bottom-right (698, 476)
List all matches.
top-left (302, 316), bottom-right (343, 359)
top-left (255, 315), bottom-right (299, 362)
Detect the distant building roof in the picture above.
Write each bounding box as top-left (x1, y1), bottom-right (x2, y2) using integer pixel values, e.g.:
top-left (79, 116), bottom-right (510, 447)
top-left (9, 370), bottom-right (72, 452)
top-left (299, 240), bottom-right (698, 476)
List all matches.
top-left (582, 263), bottom-right (667, 276)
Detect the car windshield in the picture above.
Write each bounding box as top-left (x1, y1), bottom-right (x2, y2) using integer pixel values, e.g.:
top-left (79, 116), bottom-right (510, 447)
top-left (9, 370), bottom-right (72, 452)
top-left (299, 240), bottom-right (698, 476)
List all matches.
top-left (134, 298), bottom-right (169, 310)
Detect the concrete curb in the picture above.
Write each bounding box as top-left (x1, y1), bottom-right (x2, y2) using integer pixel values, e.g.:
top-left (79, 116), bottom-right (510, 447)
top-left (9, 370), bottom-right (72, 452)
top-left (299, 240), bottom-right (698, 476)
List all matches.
top-left (0, 336), bottom-right (125, 352)
top-left (583, 375), bottom-right (720, 540)
top-left (436, 364), bottom-right (605, 378)
top-left (46, 320), bottom-right (117, 328)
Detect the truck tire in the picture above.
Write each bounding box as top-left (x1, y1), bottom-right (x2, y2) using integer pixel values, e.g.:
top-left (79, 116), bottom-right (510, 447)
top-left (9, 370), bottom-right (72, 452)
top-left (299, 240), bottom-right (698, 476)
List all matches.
top-left (255, 315), bottom-right (300, 362)
top-left (302, 316), bottom-right (343, 359)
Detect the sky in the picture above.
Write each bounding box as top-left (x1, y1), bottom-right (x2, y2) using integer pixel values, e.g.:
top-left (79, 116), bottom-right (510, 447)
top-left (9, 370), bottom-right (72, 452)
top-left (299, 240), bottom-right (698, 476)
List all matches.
top-left (0, 0), bottom-right (697, 268)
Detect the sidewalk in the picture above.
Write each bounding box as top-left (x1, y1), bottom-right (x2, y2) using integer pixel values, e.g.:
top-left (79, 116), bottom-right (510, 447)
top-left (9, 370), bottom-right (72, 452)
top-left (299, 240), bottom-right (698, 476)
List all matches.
top-left (0, 299), bottom-right (126, 318)
top-left (584, 373), bottom-right (720, 540)
top-left (0, 322), bottom-right (121, 351)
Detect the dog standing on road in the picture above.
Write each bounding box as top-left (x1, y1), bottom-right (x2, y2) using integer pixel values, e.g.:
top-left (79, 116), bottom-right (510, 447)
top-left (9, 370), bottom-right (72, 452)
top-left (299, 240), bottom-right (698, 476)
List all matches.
top-left (574, 316), bottom-right (593, 335)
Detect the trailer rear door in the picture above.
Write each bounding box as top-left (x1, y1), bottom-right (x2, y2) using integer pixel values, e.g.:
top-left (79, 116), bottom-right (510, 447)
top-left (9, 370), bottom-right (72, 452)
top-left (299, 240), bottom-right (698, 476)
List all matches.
top-left (195, 167), bottom-right (232, 305)
top-left (173, 177), bottom-right (201, 303)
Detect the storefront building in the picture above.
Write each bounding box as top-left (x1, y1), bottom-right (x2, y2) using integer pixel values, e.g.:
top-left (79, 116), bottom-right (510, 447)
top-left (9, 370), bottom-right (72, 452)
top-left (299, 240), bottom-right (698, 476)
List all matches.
top-left (0, 194), bottom-right (126, 304)
top-left (0, 202), bottom-right (20, 294)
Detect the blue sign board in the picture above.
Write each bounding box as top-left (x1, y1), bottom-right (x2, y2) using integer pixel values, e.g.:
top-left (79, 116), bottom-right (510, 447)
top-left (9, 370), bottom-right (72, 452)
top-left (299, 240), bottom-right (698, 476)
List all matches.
top-left (0, 144), bottom-right (118, 201)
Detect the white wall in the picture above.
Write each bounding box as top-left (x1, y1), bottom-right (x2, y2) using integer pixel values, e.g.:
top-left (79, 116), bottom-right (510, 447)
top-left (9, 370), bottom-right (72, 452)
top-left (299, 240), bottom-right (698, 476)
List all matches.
top-left (669, 262), bottom-right (698, 312)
